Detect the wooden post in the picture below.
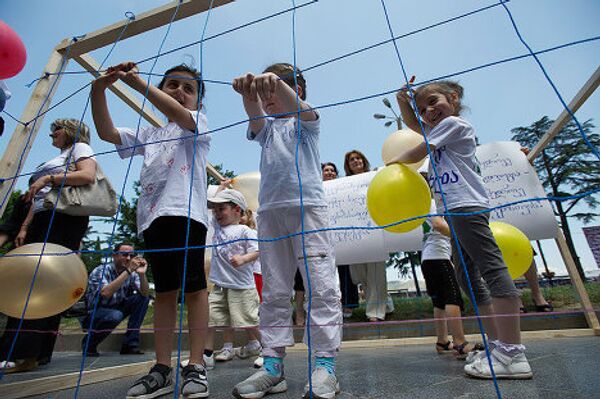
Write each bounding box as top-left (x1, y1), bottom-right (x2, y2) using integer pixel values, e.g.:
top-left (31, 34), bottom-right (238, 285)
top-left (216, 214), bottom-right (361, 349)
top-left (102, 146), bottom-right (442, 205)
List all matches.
top-left (73, 54), bottom-right (223, 181)
top-left (0, 50), bottom-right (69, 217)
top-left (527, 66), bottom-right (600, 162)
top-left (54, 0), bottom-right (234, 58)
top-left (555, 230), bottom-right (600, 335)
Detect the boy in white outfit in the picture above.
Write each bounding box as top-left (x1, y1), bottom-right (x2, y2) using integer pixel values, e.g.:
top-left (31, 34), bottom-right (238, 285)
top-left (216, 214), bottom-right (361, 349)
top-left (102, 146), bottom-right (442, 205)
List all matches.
top-left (205, 189), bottom-right (262, 368)
top-left (231, 63), bottom-right (342, 399)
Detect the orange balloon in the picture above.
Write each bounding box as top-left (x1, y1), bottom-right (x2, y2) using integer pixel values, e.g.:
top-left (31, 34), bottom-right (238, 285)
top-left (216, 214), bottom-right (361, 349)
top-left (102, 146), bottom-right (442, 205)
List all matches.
top-left (0, 243), bottom-right (88, 319)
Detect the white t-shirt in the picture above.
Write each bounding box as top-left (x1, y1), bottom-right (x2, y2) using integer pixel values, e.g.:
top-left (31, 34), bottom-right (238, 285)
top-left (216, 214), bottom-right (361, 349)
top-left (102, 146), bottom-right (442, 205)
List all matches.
top-left (248, 112), bottom-right (326, 211)
top-left (421, 202), bottom-right (451, 261)
top-left (116, 110), bottom-right (211, 234)
top-left (209, 221), bottom-right (259, 289)
top-left (31, 143), bottom-right (96, 213)
top-left (426, 116), bottom-right (489, 211)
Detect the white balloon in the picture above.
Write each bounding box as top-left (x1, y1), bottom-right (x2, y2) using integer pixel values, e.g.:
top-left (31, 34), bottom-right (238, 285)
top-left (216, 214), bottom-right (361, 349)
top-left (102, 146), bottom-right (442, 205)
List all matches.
top-left (381, 129), bottom-right (426, 170)
top-left (232, 171), bottom-right (261, 212)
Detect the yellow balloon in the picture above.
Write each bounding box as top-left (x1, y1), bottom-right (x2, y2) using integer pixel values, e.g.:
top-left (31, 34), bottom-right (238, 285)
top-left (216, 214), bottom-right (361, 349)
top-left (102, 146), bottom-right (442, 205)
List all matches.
top-left (489, 221), bottom-right (533, 280)
top-left (367, 164), bottom-right (431, 233)
top-left (0, 243), bottom-right (88, 319)
top-left (381, 129), bottom-right (426, 170)
top-left (232, 171), bottom-right (260, 212)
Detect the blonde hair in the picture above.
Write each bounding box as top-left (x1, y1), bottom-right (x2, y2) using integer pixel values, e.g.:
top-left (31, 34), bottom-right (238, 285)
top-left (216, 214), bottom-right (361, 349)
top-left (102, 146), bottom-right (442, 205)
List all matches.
top-left (414, 80), bottom-right (465, 115)
top-left (241, 209), bottom-right (257, 230)
top-left (51, 118), bottom-right (91, 145)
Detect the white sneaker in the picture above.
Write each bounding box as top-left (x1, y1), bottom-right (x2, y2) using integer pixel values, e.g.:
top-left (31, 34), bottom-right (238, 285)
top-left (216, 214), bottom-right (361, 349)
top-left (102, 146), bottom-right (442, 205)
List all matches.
top-left (180, 355), bottom-right (214, 371)
top-left (253, 356), bottom-right (264, 369)
top-left (465, 348), bottom-right (533, 380)
top-left (232, 369), bottom-right (287, 398)
top-left (303, 367), bottom-right (340, 399)
top-left (215, 347), bottom-right (235, 362)
top-left (204, 354), bottom-right (215, 370)
top-left (236, 345), bottom-right (262, 359)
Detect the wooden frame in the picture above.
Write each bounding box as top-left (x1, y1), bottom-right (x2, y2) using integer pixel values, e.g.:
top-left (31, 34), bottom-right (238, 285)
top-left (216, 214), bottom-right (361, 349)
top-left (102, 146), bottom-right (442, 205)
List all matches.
top-left (0, 0), bottom-right (233, 216)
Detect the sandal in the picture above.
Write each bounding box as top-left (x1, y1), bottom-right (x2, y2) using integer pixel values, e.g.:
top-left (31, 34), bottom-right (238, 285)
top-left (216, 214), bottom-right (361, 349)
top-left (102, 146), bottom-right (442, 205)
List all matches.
top-left (0, 358), bottom-right (37, 374)
top-left (435, 341), bottom-right (453, 354)
top-left (453, 342), bottom-right (481, 360)
top-left (535, 303), bottom-right (554, 312)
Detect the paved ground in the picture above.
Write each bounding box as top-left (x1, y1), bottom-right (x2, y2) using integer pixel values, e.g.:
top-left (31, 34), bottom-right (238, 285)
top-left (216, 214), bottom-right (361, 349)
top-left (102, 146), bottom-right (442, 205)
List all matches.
top-left (3, 335), bottom-right (599, 399)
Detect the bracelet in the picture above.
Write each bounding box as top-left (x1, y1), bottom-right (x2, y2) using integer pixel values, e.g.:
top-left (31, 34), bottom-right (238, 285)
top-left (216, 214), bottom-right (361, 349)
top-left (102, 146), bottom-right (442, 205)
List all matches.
top-left (124, 269), bottom-right (132, 276)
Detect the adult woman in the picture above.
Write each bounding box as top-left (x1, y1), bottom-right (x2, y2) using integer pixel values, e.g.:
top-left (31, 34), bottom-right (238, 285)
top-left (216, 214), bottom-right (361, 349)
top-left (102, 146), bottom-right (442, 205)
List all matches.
top-left (0, 119), bottom-right (96, 373)
top-left (322, 162), bottom-right (359, 319)
top-left (344, 150), bottom-right (392, 322)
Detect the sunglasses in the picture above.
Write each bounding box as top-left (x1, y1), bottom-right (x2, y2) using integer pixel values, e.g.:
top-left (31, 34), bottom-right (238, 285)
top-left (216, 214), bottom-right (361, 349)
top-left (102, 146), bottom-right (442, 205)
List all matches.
top-left (120, 253), bottom-right (137, 258)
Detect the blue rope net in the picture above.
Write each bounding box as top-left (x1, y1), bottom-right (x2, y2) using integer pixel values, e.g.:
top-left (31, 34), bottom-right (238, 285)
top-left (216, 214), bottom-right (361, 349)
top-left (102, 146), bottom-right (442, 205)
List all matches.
top-left (0, 2), bottom-right (598, 399)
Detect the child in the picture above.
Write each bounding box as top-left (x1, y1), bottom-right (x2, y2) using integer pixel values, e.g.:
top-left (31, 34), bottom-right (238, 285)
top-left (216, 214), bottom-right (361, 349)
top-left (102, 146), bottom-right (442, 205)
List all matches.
top-left (420, 196), bottom-right (479, 359)
top-left (240, 208), bottom-right (263, 303)
top-left (204, 185), bottom-right (261, 367)
top-left (392, 80), bottom-right (532, 379)
top-left (231, 63), bottom-right (342, 399)
top-left (91, 62), bottom-right (211, 398)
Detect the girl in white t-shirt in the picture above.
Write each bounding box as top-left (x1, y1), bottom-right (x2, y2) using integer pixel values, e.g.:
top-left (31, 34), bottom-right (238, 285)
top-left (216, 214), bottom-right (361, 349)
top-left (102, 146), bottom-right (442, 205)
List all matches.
top-left (91, 62), bottom-right (210, 398)
top-left (391, 80), bottom-right (532, 380)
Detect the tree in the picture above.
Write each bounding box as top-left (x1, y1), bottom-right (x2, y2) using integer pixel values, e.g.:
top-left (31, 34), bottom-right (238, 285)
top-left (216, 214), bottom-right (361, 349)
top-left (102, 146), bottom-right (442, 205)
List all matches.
top-left (0, 189), bottom-right (24, 255)
top-left (80, 227), bottom-right (105, 273)
top-left (387, 251), bottom-right (422, 296)
top-left (207, 163), bottom-right (235, 186)
top-left (510, 116), bottom-right (599, 280)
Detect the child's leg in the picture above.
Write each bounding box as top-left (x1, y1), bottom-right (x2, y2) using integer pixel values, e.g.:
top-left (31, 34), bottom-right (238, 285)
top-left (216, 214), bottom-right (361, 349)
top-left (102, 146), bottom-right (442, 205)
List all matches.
top-left (445, 304), bottom-right (466, 345)
top-left (524, 258), bottom-right (550, 307)
top-left (185, 290), bottom-right (209, 365)
top-left (293, 206), bottom-right (342, 356)
top-left (154, 290), bottom-right (178, 366)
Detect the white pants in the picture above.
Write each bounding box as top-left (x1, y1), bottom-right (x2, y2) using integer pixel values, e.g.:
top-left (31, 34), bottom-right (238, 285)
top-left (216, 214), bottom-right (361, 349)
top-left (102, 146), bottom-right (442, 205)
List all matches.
top-left (258, 206), bottom-right (342, 356)
top-left (350, 262), bottom-right (389, 320)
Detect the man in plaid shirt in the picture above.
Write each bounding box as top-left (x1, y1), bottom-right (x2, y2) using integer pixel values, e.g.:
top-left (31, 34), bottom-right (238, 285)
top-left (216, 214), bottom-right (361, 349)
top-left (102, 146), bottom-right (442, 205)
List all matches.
top-left (81, 242), bottom-right (150, 356)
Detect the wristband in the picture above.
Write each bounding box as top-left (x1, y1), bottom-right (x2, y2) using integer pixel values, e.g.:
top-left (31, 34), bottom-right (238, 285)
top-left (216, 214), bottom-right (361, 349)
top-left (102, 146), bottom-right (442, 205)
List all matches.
top-left (124, 269), bottom-right (132, 276)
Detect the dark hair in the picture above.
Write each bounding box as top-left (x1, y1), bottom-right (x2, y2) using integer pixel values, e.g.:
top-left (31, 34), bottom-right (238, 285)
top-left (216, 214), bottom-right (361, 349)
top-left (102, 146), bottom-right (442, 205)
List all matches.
top-left (114, 242), bottom-right (134, 253)
top-left (158, 64), bottom-right (206, 104)
top-left (321, 162), bottom-right (338, 176)
top-left (414, 80), bottom-right (464, 115)
top-left (263, 63), bottom-right (307, 100)
top-left (344, 150), bottom-right (371, 176)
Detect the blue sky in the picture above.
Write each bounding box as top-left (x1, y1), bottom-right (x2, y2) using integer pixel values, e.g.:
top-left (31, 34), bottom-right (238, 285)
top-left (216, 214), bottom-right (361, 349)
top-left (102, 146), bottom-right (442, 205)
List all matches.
top-left (1, 0), bottom-right (599, 276)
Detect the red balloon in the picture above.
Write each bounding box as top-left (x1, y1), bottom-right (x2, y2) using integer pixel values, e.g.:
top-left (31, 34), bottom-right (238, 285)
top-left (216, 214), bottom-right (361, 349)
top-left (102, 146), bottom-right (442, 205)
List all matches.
top-left (0, 21), bottom-right (27, 79)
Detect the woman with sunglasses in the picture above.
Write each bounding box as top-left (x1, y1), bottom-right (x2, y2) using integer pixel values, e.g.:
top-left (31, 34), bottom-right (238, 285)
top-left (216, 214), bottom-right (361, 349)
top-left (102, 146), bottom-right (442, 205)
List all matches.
top-left (0, 119), bottom-right (97, 373)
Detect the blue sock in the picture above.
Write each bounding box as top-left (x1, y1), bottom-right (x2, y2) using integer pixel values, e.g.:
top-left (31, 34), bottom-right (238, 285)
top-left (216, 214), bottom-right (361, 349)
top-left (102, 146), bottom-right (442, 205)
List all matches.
top-left (263, 356), bottom-right (283, 377)
top-left (315, 357), bottom-right (335, 374)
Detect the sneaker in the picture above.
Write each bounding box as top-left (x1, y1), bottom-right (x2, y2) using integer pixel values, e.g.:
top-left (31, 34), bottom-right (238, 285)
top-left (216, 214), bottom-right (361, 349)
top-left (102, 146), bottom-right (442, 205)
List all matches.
top-left (180, 363), bottom-right (209, 399)
top-left (126, 364), bottom-right (173, 399)
top-left (303, 367), bottom-right (340, 399)
top-left (236, 345), bottom-right (262, 359)
top-left (253, 356), bottom-right (264, 369)
top-left (204, 353), bottom-right (215, 370)
top-left (215, 347), bottom-right (235, 362)
top-left (465, 349), bottom-right (533, 380)
top-left (232, 369), bottom-right (287, 399)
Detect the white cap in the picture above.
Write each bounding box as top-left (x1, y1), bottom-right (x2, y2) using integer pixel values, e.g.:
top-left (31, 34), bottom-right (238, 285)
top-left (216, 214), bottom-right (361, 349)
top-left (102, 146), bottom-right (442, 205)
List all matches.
top-left (208, 189), bottom-right (248, 211)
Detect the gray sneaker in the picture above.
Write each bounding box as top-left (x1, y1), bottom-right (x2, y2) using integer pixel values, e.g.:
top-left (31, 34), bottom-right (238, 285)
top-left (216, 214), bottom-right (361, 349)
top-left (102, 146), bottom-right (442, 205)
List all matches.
top-left (126, 364), bottom-right (173, 399)
top-left (303, 367), bottom-right (340, 399)
top-left (232, 369), bottom-right (287, 399)
top-left (180, 363), bottom-right (209, 398)
top-left (236, 345), bottom-right (262, 359)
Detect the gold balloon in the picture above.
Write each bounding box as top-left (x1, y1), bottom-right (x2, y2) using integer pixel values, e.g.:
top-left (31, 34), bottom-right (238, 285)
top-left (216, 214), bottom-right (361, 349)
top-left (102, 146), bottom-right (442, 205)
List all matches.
top-left (381, 129), bottom-right (427, 170)
top-left (232, 171), bottom-right (261, 212)
top-left (0, 243), bottom-right (88, 319)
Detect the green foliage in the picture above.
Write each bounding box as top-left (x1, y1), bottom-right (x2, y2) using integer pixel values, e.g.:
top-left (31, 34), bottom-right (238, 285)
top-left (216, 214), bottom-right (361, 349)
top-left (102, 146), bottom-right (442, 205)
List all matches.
top-left (0, 190), bottom-right (24, 255)
top-left (510, 116), bottom-right (599, 223)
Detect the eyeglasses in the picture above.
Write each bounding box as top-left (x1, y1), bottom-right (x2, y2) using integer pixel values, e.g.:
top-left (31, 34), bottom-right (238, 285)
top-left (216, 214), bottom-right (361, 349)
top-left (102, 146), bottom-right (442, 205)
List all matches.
top-left (121, 253), bottom-right (137, 258)
top-left (50, 124), bottom-right (63, 132)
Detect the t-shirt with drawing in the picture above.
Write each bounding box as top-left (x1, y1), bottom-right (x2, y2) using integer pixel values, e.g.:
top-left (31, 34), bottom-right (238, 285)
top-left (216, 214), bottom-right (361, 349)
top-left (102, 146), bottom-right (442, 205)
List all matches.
top-left (426, 116), bottom-right (489, 211)
top-left (115, 110), bottom-right (210, 235)
top-left (209, 221), bottom-right (259, 290)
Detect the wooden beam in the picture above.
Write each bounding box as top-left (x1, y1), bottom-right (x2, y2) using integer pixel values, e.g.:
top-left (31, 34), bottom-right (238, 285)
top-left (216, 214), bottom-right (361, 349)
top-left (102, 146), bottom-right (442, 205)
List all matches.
top-left (527, 66), bottom-right (600, 162)
top-left (55, 0), bottom-right (234, 58)
top-left (0, 50), bottom-right (69, 217)
top-left (555, 229), bottom-right (600, 332)
top-left (73, 54), bottom-right (223, 181)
